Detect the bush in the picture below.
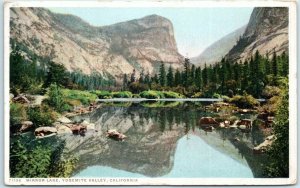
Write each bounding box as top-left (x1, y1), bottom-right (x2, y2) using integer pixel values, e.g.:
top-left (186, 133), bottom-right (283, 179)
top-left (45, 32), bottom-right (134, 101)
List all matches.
top-left (191, 92), bottom-right (203, 98)
top-left (212, 93), bottom-right (221, 99)
top-left (262, 86), bottom-right (282, 99)
top-left (62, 89), bottom-right (97, 106)
top-left (27, 105), bottom-right (56, 127)
top-left (48, 84), bottom-right (66, 112)
top-left (10, 103), bottom-right (27, 126)
top-left (230, 93), bottom-right (259, 109)
top-left (112, 91), bottom-right (133, 98)
top-left (139, 90), bottom-right (164, 99)
top-left (10, 140), bottom-right (53, 178)
top-left (264, 84), bottom-right (289, 177)
top-left (92, 90), bottom-right (112, 99)
top-left (163, 91), bottom-right (185, 98)
top-left (51, 155), bottom-right (78, 178)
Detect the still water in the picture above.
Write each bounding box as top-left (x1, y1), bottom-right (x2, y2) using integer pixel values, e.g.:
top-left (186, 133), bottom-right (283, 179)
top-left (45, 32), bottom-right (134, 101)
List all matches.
top-left (58, 101), bottom-right (267, 178)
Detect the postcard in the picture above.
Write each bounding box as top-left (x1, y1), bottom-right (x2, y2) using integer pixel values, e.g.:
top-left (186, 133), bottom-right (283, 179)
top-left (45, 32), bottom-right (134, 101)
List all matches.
top-left (4, 0), bottom-right (297, 185)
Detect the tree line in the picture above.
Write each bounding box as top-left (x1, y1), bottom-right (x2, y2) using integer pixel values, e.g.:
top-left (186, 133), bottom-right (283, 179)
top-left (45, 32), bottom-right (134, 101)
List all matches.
top-left (123, 50), bottom-right (288, 98)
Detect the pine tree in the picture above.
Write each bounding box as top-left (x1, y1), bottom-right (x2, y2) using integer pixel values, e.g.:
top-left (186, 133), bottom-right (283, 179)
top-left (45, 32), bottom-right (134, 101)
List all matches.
top-left (271, 51), bottom-right (278, 76)
top-left (167, 66), bottom-right (174, 87)
top-left (139, 70), bottom-right (144, 83)
top-left (159, 62), bottom-right (166, 86)
top-left (130, 69), bottom-right (136, 83)
top-left (202, 63), bottom-right (208, 87)
top-left (122, 74), bottom-right (128, 90)
top-left (183, 58), bottom-right (191, 87)
top-left (174, 69), bottom-right (181, 86)
top-left (195, 67), bottom-right (202, 90)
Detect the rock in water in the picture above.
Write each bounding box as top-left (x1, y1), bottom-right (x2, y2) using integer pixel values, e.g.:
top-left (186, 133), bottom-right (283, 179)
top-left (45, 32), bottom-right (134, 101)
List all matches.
top-left (57, 116), bottom-right (72, 124)
top-left (253, 135), bottom-right (276, 154)
top-left (106, 129), bottom-right (127, 141)
top-left (199, 117), bottom-right (219, 128)
top-left (19, 121), bottom-right (33, 132)
top-left (35, 127), bottom-right (57, 138)
top-left (57, 125), bottom-right (73, 134)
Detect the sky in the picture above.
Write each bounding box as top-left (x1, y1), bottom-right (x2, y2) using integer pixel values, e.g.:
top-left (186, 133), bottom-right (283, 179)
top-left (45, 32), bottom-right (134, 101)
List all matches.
top-left (49, 7), bottom-right (253, 57)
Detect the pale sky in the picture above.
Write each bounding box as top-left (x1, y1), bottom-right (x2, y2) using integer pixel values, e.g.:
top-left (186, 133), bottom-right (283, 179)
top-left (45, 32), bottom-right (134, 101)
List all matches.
top-left (49, 7), bottom-right (253, 57)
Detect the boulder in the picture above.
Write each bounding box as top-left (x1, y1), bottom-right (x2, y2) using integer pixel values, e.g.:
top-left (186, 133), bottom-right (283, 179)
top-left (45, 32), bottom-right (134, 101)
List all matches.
top-left (81, 120), bottom-right (95, 130)
top-left (70, 124), bottom-right (87, 135)
top-left (229, 125), bottom-right (238, 129)
top-left (19, 121), bottom-right (33, 132)
top-left (35, 127), bottom-right (57, 138)
top-left (57, 116), bottom-right (72, 124)
top-left (237, 119), bottom-right (252, 129)
top-left (219, 122), bottom-right (225, 128)
top-left (57, 125), bottom-right (73, 134)
top-left (13, 94), bottom-right (30, 104)
top-left (253, 135), bottom-right (276, 154)
top-left (106, 129), bottom-right (127, 141)
top-left (199, 117), bottom-right (219, 128)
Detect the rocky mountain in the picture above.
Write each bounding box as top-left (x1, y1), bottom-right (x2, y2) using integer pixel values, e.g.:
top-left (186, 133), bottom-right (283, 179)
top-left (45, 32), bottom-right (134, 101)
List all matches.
top-left (10, 8), bottom-right (184, 81)
top-left (226, 7), bottom-right (288, 61)
top-left (191, 26), bottom-right (246, 66)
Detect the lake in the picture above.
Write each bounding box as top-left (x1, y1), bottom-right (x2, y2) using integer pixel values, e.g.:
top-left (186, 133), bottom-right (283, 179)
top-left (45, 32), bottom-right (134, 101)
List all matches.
top-left (56, 101), bottom-right (267, 178)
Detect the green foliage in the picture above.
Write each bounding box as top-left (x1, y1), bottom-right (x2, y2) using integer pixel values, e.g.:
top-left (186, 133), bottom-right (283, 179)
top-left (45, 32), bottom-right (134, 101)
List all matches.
top-left (10, 47), bottom-right (45, 94)
top-left (229, 93), bottom-right (259, 109)
top-left (262, 86), bottom-right (282, 99)
top-left (163, 91), bottom-right (185, 98)
top-left (139, 90), bottom-right (184, 99)
top-left (92, 90), bottom-right (112, 99)
top-left (27, 105), bottom-right (56, 127)
top-left (10, 103), bottom-right (27, 126)
top-left (45, 61), bottom-right (68, 88)
top-left (191, 92), bottom-right (203, 98)
top-left (62, 88), bottom-right (97, 106)
top-left (264, 84), bottom-right (289, 177)
top-left (141, 101), bottom-right (181, 108)
top-left (139, 90), bottom-right (164, 99)
top-left (51, 156), bottom-right (78, 178)
top-left (48, 84), bottom-right (66, 112)
top-left (10, 140), bottom-right (53, 178)
top-left (112, 91), bottom-right (133, 98)
top-left (212, 93), bottom-right (221, 99)
top-left (159, 62), bottom-right (167, 86)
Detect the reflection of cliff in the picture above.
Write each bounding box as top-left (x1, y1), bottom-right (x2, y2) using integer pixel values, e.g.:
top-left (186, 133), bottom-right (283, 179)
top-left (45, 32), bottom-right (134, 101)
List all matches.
top-left (192, 125), bottom-right (267, 177)
top-left (59, 106), bottom-right (186, 177)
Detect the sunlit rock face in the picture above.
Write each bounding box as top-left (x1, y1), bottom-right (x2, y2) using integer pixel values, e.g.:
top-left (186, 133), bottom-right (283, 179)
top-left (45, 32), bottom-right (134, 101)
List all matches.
top-left (227, 7), bottom-right (288, 62)
top-left (10, 8), bottom-right (184, 81)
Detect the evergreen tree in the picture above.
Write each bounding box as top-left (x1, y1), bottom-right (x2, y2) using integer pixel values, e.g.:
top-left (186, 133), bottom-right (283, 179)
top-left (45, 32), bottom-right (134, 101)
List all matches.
top-left (202, 63), bottom-right (208, 87)
top-left (130, 69), bottom-right (136, 83)
top-left (45, 61), bottom-right (68, 88)
top-left (167, 66), bottom-right (174, 87)
top-left (195, 67), bottom-right (202, 90)
top-left (122, 74), bottom-right (128, 90)
top-left (272, 51), bottom-right (278, 76)
top-left (174, 69), bottom-right (181, 86)
top-left (139, 70), bottom-right (144, 83)
top-left (183, 58), bottom-right (191, 87)
top-left (144, 72), bottom-right (151, 86)
top-left (159, 62), bottom-right (166, 86)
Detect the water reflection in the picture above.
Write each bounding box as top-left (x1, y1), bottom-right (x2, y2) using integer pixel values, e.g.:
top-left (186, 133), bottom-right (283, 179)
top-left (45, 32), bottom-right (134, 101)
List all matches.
top-left (60, 102), bottom-right (267, 178)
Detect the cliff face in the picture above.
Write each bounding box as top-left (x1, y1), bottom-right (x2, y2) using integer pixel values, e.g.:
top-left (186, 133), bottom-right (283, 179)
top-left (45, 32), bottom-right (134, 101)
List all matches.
top-left (10, 8), bottom-right (184, 80)
top-left (227, 7), bottom-right (288, 61)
